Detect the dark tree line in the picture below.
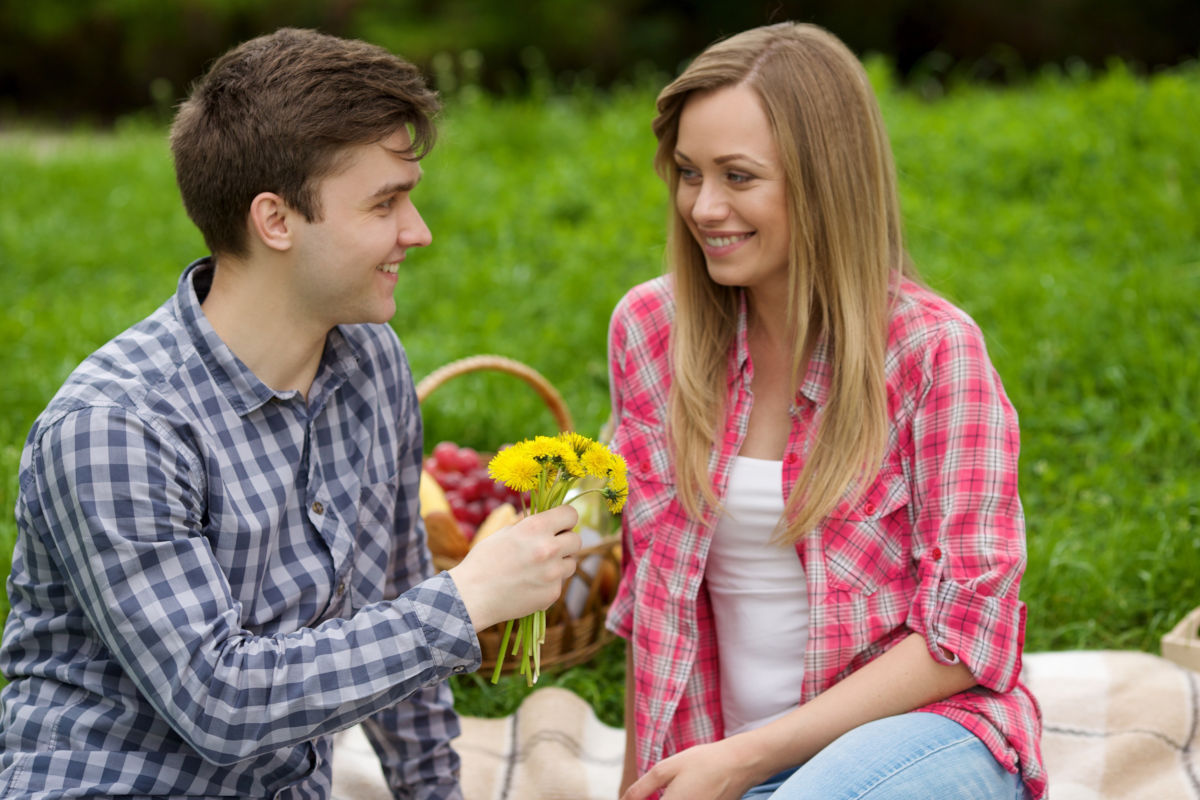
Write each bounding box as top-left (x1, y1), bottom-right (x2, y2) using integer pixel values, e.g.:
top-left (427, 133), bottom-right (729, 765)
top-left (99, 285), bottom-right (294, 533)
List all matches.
top-left (2, 0), bottom-right (1197, 124)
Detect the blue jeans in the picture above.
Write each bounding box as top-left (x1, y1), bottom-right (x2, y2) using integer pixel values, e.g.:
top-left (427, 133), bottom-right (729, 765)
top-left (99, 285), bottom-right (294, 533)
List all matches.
top-left (741, 712), bottom-right (1030, 800)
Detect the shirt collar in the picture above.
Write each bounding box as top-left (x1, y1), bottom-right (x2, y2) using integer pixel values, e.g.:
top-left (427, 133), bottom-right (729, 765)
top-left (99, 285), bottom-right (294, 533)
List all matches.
top-left (799, 331), bottom-right (832, 407)
top-left (726, 290), bottom-right (751, 388)
top-left (175, 258), bottom-right (360, 417)
top-left (727, 287), bottom-right (832, 407)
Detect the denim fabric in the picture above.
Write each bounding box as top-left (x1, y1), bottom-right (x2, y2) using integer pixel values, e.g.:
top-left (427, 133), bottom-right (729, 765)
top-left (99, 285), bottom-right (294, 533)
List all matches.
top-left (742, 712), bottom-right (1031, 800)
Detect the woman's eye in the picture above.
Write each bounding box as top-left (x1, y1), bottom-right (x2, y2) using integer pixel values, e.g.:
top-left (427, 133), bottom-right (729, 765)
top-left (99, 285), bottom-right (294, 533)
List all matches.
top-left (727, 172), bottom-right (753, 184)
top-left (676, 165), bottom-right (700, 182)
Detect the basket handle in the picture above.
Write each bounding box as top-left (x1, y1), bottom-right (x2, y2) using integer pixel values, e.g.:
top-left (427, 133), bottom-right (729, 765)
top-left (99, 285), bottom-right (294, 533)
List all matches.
top-left (416, 354), bottom-right (574, 432)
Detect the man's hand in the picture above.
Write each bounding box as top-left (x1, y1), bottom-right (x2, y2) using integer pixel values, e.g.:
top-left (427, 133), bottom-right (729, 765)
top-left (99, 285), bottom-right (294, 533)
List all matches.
top-left (447, 504), bottom-right (580, 631)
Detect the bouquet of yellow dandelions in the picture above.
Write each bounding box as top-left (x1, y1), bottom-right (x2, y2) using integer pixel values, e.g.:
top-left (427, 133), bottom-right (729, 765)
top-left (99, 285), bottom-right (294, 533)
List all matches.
top-left (486, 432), bottom-right (628, 685)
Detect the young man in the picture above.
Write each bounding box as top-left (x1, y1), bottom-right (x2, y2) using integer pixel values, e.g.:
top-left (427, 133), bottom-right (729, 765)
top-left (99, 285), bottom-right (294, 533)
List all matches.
top-left (0, 28), bottom-right (580, 799)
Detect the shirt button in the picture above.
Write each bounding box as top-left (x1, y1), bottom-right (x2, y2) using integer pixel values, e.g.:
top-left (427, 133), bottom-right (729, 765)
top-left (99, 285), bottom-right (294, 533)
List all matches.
top-left (311, 501), bottom-right (325, 515)
top-left (337, 581), bottom-right (346, 595)
top-left (931, 546), bottom-right (943, 561)
top-left (785, 452), bottom-right (798, 465)
top-left (452, 665), bottom-right (466, 674)
top-left (864, 503), bottom-right (877, 515)
top-left (639, 460), bottom-right (651, 472)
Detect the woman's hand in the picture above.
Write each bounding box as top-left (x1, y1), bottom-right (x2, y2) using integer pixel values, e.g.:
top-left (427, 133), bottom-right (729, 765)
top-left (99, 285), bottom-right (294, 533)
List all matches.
top-left (621, 740), bottom-right (757, 800)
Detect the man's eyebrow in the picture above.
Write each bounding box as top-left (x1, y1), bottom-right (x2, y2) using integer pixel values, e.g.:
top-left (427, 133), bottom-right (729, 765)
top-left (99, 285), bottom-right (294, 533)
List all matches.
top-left (369, 169), bottom-right (423, 199)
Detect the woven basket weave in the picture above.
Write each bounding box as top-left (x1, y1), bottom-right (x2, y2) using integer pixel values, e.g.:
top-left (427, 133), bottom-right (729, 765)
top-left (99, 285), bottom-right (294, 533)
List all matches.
top-left (416, 354), bottom-right (619, 675)
top-left (1161, 605), bottom-right (1200, 672)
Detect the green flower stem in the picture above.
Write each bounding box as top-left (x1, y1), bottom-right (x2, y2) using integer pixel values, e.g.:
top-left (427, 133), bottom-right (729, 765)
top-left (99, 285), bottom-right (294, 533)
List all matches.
top-left (491, 619), bottom-right (515, 684)
top-left (488, 452), bottom-right (623, 685)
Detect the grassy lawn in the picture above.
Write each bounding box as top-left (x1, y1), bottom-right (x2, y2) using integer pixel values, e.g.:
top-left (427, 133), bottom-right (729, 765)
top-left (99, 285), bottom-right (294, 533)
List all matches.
top-left (2, 60), bottom-right (1198, 725)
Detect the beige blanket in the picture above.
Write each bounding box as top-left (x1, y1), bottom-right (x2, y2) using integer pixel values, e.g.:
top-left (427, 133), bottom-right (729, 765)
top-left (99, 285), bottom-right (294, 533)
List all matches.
top-left (332, 650), bottom-right (1200, 799)
top-left (332, 687), bottom-right (623, 800)
top-left (1025, 650), bottom-right (1199, 799)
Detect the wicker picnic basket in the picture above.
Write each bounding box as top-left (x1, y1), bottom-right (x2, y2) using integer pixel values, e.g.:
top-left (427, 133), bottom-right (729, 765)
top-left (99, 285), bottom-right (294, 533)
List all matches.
top-left (1161, 605), bottom-right (1200, 673)
top-left (416, 354), bottom-right (620, 676)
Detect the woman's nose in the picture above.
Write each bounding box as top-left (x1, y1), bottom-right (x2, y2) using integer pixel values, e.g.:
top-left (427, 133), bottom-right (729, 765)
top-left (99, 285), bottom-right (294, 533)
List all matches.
top-left (690, 182), bottom-right (729, 225)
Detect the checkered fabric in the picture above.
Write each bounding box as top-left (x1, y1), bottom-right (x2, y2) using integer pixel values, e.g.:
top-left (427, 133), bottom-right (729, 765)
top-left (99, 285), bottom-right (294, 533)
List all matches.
top-left (0, 260), bottom-right (478, 799)
top-left (606, 275), bottom-right (1046, 799)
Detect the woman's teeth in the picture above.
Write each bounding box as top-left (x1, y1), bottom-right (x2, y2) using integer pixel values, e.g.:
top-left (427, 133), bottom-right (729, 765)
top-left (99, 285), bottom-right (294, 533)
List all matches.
top-left (705, 233), bottom-right (751, 248)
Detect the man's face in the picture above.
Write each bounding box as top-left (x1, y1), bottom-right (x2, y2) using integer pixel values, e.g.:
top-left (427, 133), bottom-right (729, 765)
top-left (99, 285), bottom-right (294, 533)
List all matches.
top-left (289, 127), bottom-right (432, 330)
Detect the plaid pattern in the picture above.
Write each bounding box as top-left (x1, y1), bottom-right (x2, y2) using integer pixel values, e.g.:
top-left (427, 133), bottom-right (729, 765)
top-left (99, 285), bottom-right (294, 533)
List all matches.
top-left (0, 260), bottom-right (478, 799)
top-left (606, 276), bottom-right (1046, 800)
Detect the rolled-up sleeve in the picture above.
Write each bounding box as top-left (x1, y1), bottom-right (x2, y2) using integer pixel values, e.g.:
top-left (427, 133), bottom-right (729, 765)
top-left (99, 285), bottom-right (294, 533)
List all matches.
top-left (906, 317), bottom-right (1027, 693)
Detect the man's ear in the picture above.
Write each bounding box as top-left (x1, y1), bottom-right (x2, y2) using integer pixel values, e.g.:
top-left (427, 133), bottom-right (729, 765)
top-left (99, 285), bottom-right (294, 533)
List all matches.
top-left (247, 192), bottom-right (295, 252)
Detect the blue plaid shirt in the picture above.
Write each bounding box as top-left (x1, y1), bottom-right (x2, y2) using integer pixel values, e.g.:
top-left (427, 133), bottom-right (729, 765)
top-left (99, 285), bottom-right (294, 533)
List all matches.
top-left (0, 259), bottom-right (480, 799)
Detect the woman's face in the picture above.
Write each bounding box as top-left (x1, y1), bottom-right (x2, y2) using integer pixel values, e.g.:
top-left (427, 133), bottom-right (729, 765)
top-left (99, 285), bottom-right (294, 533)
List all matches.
top-left (674, 84), bottom-right (790, 298)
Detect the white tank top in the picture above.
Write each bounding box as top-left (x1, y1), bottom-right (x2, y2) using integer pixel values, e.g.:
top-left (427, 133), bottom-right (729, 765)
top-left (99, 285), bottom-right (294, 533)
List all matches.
top-left (706, 455), bottom-right (809, 736)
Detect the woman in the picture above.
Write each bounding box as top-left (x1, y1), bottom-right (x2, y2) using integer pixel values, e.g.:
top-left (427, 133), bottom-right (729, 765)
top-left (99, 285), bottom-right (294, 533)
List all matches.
top-left (606, 22), bottom-right (1044, 800)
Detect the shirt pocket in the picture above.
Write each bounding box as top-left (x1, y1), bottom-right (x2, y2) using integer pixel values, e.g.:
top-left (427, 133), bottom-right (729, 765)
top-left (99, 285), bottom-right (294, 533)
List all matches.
top-left (610, 416), bottom-right (675, 553)
top-left (822, 469), bottom-right (911, 595)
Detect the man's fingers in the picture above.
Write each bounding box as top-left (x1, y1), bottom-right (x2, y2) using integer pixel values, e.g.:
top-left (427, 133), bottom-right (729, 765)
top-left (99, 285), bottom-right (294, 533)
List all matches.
top-left (555, 529), bottom-right (582, 556)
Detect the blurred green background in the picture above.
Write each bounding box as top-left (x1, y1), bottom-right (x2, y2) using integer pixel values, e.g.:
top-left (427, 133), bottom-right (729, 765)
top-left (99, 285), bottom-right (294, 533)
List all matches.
top-left (2, 0), bottom-right (1198, 722)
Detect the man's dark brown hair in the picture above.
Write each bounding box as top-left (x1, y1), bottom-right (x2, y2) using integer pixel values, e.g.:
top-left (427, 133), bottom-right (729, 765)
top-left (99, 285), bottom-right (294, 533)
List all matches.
top-left (170, 28), bottom-right (440, 258)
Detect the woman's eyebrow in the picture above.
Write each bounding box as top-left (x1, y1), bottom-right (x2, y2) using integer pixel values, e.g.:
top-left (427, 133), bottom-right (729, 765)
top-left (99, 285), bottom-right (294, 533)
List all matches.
top-left (674, 149), bottom-right (767, 168)
top-left (714, 153), bottom-right (767, 167)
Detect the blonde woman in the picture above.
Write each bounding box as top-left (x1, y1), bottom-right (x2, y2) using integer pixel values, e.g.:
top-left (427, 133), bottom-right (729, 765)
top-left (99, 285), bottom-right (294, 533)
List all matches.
top-left (606, 22), bottom-right (1044, 800)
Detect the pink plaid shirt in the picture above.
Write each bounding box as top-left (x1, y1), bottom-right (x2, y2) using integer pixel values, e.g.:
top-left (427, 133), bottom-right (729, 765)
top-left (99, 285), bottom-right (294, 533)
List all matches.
top-left (606, 275), bottom-right (1046, 799)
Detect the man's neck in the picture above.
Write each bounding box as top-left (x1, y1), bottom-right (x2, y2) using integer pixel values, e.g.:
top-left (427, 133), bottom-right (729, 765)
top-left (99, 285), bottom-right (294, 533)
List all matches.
top-left (200, 254), bottom-right (327, 399)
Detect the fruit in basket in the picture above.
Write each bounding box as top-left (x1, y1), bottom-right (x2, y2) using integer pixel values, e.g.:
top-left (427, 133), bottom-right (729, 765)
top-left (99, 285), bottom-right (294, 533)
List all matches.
top-left (423, 440), bottom-right (525, 541)
top-left (425, 510), bottom-right (470, 561)
top-left (419, 469), bottom-right (451, 515)
top-left (473, 502), bottom-right (519, 547)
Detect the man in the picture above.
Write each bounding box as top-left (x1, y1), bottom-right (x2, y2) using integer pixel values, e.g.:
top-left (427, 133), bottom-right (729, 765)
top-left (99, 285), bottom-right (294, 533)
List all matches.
top-left (0, 28), bottom-right (580, 799)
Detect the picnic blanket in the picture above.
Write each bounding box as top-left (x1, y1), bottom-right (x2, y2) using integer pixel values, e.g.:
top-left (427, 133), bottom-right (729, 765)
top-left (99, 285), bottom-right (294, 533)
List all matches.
top-left (332, 686), bottom-right (623, 800)
top-left (1025, 649), bottom-right (1199, 799)
top-left (332, 650), bottom-right (1200, 800)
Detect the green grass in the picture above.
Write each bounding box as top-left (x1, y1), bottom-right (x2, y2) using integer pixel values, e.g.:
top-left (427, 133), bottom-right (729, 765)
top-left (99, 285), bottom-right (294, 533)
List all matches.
top-left (2, 61), bottom-right (1199, 726)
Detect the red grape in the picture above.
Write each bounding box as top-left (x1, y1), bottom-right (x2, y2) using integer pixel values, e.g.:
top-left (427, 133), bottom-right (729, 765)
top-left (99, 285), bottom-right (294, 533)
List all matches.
top-left (454, 447), bottom-right (482, 473)
top-left (432, 441), bottom-right (461, 473)
top-left (427, 440), bottom-right (516, 529)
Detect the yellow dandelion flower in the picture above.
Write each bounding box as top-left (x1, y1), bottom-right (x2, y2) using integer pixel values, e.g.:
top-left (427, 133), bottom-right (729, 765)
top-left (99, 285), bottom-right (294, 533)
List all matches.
top-left (558, 431), bottom-right (594, 459)
top-left (488, 446), bottom-right (540, 492)
top-left (525, 435), bottom-right (569, 462)
top-left (481, 432), bottom-right (628, 686)
top-left (526, 434), bottom-right (585, 478)
top-left (608, 450), bottom-right (628, 479)
top-left (562, 453), bottom-right (585, 478)
top-left (602, 476), bottom-right (628, 514)
top-left (580, 446), bottom-right (615, 479)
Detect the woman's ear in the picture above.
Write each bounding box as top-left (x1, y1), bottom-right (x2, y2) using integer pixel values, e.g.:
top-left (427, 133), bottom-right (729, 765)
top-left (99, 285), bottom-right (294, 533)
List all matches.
top-left (247, 192), bottom-right (294, 252)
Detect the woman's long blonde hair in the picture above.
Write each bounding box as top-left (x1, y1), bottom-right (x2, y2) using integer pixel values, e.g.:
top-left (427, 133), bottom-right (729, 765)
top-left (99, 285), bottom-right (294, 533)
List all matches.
top-left (655, 22), bottom-right (915, 542)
